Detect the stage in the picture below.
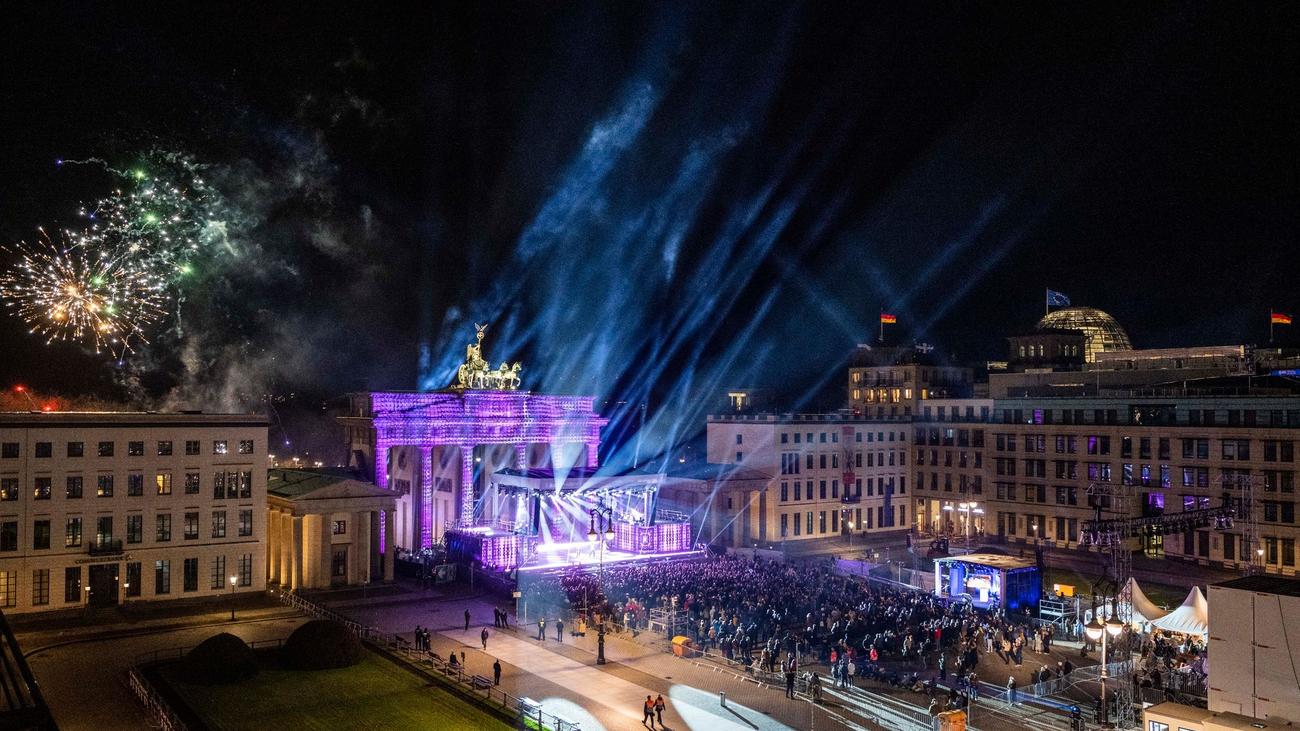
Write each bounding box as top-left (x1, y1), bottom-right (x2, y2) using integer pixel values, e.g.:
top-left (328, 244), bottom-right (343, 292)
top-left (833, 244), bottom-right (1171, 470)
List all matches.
top-left (445, 466), bottom-right (700, 575)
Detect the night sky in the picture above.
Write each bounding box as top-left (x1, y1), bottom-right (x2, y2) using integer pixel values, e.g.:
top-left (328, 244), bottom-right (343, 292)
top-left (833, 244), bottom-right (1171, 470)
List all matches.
top-left (2, 3), bottom-right (1298, 456)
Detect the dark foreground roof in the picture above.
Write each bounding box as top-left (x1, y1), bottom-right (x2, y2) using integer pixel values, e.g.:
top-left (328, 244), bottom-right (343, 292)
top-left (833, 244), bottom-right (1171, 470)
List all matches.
top-left (1213, 575), bottom-right (1300, 598)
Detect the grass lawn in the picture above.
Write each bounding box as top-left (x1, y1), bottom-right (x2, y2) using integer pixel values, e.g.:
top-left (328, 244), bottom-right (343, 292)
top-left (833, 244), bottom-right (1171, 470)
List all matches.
top-left (158, 649), bottom-right (511, 731)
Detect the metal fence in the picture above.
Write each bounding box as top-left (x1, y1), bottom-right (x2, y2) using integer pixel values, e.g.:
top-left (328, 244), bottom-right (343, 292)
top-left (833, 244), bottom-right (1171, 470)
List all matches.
top-left (126, 666), bottom-right (187, 731)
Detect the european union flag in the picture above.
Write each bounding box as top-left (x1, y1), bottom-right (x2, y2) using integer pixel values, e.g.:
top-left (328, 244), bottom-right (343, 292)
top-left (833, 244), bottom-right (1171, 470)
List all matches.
top-left (1046, 289), bottom-right (1071, 307)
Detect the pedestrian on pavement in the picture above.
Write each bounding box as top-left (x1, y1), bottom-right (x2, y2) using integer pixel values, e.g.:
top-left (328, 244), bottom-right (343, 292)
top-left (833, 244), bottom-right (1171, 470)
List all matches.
top-left (465, 608), bottom-right (472, 632)
top-left (643, 695), bottom-right (656, 728)
top-left (784, 660), bottom-right (797, 699)
top-left (502, 607), bottom-right (509, 628)
top-left (460, 651), bottom-right (466, 666)
top-left (413, 625), bottom-right (422, 650)
top-left (1007, 675), bottom-right (1017, 706)
top-left (481, 627), bottom-right (490, 650)
top-left (556, 618), bottom-right (564, 642)
top-left (493, 659), bottom-right (502, 685)
top-left (537, 618), bottom-right (547, 641)
top-left (655, 694), bottom-right (666, 726)
top-left (493, 608), bottom-right (500, 628)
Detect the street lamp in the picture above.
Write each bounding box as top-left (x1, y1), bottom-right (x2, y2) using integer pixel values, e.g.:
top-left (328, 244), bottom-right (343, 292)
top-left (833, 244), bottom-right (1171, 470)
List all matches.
top-left (847, 521), bottom-right (855, 547)
top-left (1085, 603), bottom-right (1125, 728)
top-left (229, 575), bottom-right (238, 621)
top-left (586, 506), bottom-right (615, 665)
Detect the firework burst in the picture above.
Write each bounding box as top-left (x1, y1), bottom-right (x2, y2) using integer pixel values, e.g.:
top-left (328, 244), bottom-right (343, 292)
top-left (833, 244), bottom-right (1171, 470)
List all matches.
top-left (0, 228), bottom-right (168, 356)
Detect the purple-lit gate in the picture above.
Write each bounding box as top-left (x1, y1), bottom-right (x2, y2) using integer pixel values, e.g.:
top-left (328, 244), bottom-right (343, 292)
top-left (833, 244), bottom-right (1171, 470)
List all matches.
top-left (367, 391), bottom-right (608, 549)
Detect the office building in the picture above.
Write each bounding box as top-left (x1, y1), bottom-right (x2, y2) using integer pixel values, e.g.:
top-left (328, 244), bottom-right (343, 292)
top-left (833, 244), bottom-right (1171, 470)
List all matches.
top-left (0, 412), bottom-right (267, 614)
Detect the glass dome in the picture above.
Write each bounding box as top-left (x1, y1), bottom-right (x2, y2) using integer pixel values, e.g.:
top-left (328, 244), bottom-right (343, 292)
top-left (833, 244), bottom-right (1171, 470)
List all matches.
top-left (1036, 306), bottom-right (1132, 363)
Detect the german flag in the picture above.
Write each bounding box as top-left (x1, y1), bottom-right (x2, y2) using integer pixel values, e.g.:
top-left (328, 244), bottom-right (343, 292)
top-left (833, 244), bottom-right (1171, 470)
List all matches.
top-left (1273, 312), bottom-right (1293, 326)
top-left (880, 313), bottom-right (898, 324)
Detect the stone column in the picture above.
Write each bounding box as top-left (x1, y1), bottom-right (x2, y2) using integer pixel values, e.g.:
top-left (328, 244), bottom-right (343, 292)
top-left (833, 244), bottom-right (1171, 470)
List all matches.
top-left (290, 515), bottom-right (304, 590)
top-left (318, 514), bottom-right (333, 588)
top-left (375, 439), bottom-right (392, 489)
top-left (460, 446), bottom-right (475, 526)
top-left (420, 446), bottom-right (434, 548)
top-left (586, 440), bottom-right (600, 469)
top-left (267, 508), bottom-right (280, 584)
top-left (280, 512), bottom-right (292, 588)
top-left (383, 509), bottom-right (396, 582)
top-left (515, 443), bottom-right (529, 469)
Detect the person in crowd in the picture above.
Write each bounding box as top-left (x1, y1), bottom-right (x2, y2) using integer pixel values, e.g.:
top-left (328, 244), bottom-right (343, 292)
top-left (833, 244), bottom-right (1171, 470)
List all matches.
top-left (493, 658), bottom-right (502, 685)
top-left (481, 626), bottom-right (490, 650)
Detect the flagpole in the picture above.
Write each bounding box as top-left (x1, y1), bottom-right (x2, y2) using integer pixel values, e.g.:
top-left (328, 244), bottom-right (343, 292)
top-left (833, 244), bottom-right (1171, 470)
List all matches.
top-left (879, 310), bottom-right (884, 344)
top-left (1045, 288), bottom-right (1049, 317)
top-left (1270, 307), bottom-right (1274, 345)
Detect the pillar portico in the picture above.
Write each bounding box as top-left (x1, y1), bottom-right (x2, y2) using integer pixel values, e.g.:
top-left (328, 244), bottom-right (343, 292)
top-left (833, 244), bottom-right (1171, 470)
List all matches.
top-left (383, 509), bottom-right (396, 582)
top-left (279, 512), bottom-right (292, 587)
top-left (420, 446), bottom-right (434, 548)
top-left (267, 508), bottom-right (281, 584)
top-left (352, 510), bottom-right (371, 584)
top-left (461, 445), bottom-right (475, 527)
top-left (317, 514), bottom-right (333, 587)
top-left (290, 516), bottom-right (304, 590)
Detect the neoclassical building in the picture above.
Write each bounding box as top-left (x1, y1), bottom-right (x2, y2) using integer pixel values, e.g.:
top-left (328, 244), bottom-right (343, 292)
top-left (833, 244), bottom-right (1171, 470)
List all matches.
top-left (266, 469), bottom-right (395, 590)
top-left (339, 326), bottom-right (608, 551)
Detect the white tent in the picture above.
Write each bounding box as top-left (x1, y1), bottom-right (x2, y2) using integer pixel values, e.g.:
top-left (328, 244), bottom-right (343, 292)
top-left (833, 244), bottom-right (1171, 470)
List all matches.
top-left (1150, 586), bottom-right (1209, 637)
top-left (1124, 577), bottom-right (1170, 625)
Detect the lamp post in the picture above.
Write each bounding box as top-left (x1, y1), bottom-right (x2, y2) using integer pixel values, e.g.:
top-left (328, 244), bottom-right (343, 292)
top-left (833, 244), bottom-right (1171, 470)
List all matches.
top-left (1256, 547), bottom-right (1265, 574)
top-left (847, 521), bottom-right (855, 547)
top-left (229, 575), bottom-right (238, 621)
top-left (586, 507), bottom-right (615, 665)
top-left (1085, 602), bottom-right (1125, 728)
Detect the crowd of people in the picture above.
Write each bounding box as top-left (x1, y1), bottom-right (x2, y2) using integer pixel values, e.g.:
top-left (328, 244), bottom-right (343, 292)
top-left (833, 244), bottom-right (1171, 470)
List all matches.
top-left (522, 554), bottom-right (1069, 709)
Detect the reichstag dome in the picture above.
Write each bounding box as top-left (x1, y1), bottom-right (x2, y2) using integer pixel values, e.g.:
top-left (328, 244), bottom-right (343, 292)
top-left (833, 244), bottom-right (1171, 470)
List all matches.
top-left (1036, 306), bottom-right (1132, 363)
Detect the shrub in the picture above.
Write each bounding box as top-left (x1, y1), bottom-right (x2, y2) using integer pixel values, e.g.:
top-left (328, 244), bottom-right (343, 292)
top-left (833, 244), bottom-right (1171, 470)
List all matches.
top-left (282, 619), bottom-right (362, 670)
top-left (183, 633), bottom-right (259, 684)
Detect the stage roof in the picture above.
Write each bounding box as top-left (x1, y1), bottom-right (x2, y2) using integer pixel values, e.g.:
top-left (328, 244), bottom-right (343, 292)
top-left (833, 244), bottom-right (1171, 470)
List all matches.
top-left (935, 553), bottom-right (1036, 571)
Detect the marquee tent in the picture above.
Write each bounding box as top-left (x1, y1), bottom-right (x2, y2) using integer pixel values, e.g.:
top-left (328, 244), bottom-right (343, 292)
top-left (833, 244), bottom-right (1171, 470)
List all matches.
top-left (1150, 586), bottom-right (1209, 637)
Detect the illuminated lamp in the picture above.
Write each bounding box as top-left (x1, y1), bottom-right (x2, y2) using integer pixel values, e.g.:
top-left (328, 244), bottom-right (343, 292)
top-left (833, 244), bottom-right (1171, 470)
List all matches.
top-left (1105, 614), bottom-right (1124, 637)
top-left (1085, 617), bottom-right (1104, 641)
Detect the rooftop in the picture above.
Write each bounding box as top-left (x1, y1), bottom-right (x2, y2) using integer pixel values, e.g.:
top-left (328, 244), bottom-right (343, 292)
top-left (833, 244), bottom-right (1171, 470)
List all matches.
top-left (1212, 574), bottom-right (1300, 598)
top-left (0, 411), bottom-right (267, 427)
top-left (935, 553), bottom-right (1037, 571)
top-left (267, 468), bottom-right (388, 500)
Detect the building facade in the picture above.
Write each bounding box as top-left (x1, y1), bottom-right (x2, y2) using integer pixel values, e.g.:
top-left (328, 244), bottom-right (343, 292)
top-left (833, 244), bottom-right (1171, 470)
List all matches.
top-left (705, 414), bottom-right (911, 544)
top-left (0, 412), bottom-right (268, 614)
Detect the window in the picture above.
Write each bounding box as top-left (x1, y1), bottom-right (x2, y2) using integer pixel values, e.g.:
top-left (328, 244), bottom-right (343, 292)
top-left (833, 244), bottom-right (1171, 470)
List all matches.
top-left (98, 441), bottom-right (114, 457)
top-left (239, 510), bottom-right (253, 537)
top-left (0, 443), bottom-right (17, 459)
top-left (65, 475), bottom-right (83, 499)
top-left (185, 472), bottom-right (200, 494)
top-left (183, 558), bottom-right (199, 592)
top-left (97, 474), bottom-right (114, 497)
top-left (185, 440), bottom-right (200, 456)
top-left (212, 511), bottom-right (226, 538)
top-left (67, 441), bottom-right (84, 457)
top-left (95, 516), bottom-right (113, 547)
top-left (213, 472), bottom-right (227, 500)
top-left (126, 562), bottom-right (141, 597)
top-left (736, 451), bottom-right (743, 462)
top-left (128, 441), bottom-right (144, 456)
top-left (156, 514), bottom-right (172, 542)
top-left (126, 514), bottom-right (143, 544)
top-left (64, 567), bottom-right (81, 603)
top-left (238, 553), bottom-right (252, 586)
top-left (35, 442), bottom-right (51, 458)
top-left (1150, 721), bottom-right (1170, 731)
top-left (157, 440), bottom-right (173, 456)
top-left (65, 517), bottom-right (82, 547)
top-left (780, 514), bottom-right (788, 537)
top-left (33, 477), bottom-right (51, 500)
top-left (128, 473), bottom-right (144, 496)
top-left (332, 519), bottom-right (346, 535)
top-left (0, 521), bottom-right (16, 551)
top-left (0, 478), bottom-right (17, 501)
top-left (0, 572), bottom-right (14, 609)
top-left (184, 512), bottom-right (199, 540)
top-left (31, 569), bottom-right (49, 606)
top-left (33, 520), bottom-right (50, 550)
top-left (780, 482), bottom-right (788, 502)
top-left (213, 440), bottom-right (228, 455)
top-left (211, 555), bottom-right (227, 590)
top-left (155, 560), bottom-right (171, 595)
top-left (156, 472), bottom-right (172, 495)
